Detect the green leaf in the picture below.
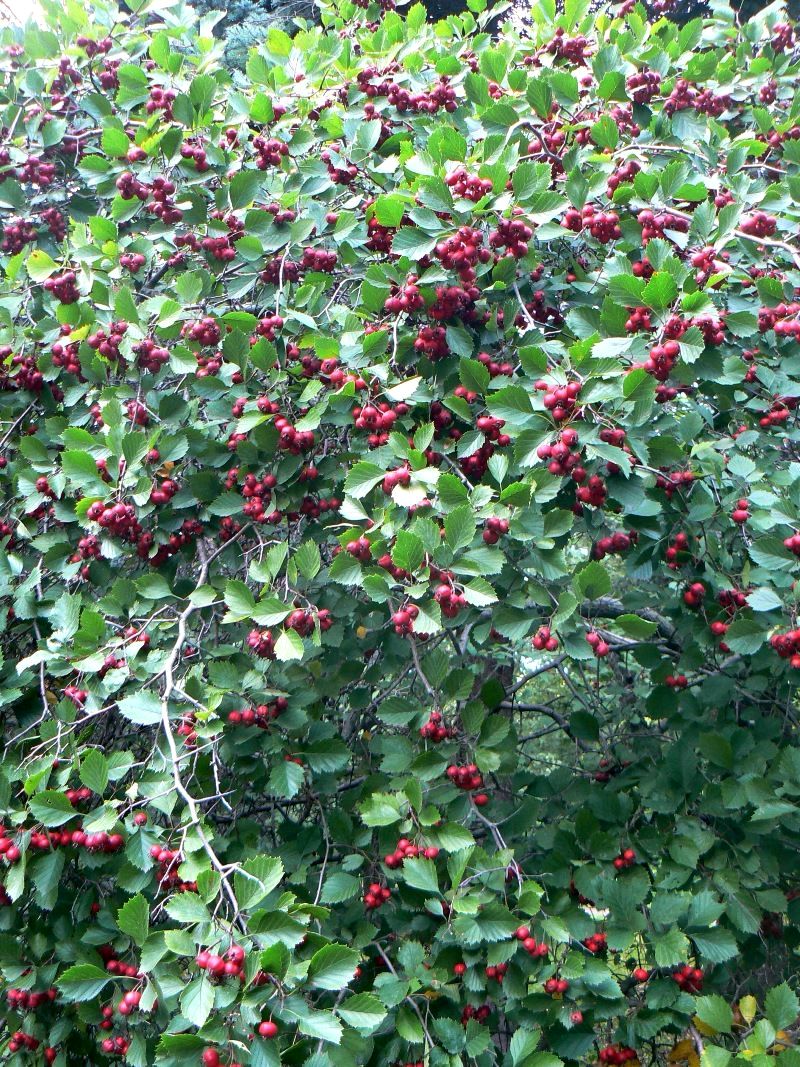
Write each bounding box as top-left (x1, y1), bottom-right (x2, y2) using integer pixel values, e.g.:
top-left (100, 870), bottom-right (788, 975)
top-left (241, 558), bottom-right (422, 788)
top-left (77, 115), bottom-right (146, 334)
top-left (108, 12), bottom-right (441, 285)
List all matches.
top-left (574, 561), bottom-right (611, 600)
top-left (164, 892), bottom-right (211, 925)
top-left (268, 759), bottom-right (304, 799)
top-left (691, 928), bottom-right (739, 963)
top-left (294, 540), bottom-right (321, 580)
top-left (27, 248), bottom-right (57, 281)
top-left (337, 992), bottom-right (386, 1034)
top-left (180, 977), bottom-right (214, 1028)
top-left (80, 750), bottom-right (108, 794)
top-left (117, 894), bottom-right (150, 947)
top-left (224, 579), bottom-right (257, 620)
top-left (29, 790), bottom-right (77, 827)
top-left (694, 995), bottom-right (733, 1035)
top-left (391, 228), bottom-right (439, 259)
top-left (57, 964), bottom-right (110, 1002)
top-left (590, 115), bottom-right (619, 149)
top-left (308, 944), bottom-right (360, 990)
top-left (643, 272), bottom-right (679, 311)
top-left (229, 170), bottom-right (263, 210)
top-left (275, 629), bottom-right (304, 661)
top-left (392, 530), bottom-right (425, 573)
top-left (373, 194), bottom-right (407, 227)
top-left (344, 462), bottom-right (385, 498)
top-left (402, 856), bottom-right (439, 895)
top-left (234, 855), bottom-right (283, 909)
top-left (652, 928), bottom-right (690, 966)
top-left (62, 450), bottom-right (109, 492)
top-left (117, 692), bottom-right (162, 726)
top-left (765, 983), bottom-right (799, 1030)
top-left (445, 504), bottom-right (476, 551)
top-left (320, 872), bottom-right (360, 904)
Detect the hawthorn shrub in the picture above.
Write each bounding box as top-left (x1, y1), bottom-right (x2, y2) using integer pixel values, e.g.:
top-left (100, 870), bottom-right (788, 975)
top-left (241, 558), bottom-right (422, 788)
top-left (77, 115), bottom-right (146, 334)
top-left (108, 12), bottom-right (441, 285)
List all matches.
top-left (0, 0), bottom-right (799, 1064)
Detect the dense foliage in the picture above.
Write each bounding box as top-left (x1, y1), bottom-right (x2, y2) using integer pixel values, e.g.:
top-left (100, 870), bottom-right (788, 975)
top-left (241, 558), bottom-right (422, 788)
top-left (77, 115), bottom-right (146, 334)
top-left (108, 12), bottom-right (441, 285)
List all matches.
top-left (0, 0), bottom-right (799, 1064)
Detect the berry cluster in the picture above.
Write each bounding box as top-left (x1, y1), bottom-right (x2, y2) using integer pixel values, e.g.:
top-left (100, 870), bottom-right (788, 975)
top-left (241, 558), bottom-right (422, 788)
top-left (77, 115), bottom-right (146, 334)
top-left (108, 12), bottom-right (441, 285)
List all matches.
top-left (483, 517), bottom-right (509, 544)
top-left (665, 674), bottom-right (689, 688)
top-left (301, 247), bottom-right (337, 272)
top-left (201, 1052), bottom-right (242, 1067)
top-left (489, 217), bottom-right (533, 258)
top-left (446, 168), bottom-right (494, 202)
top-left (24, 827), bottom-right (124, 855)
top-left (195, 944), bottom-right (247, 981)
top-left (532, 625), bottom-right (559, 652)
top-left (99, 1036), bottom-right (130, 1057)
top-left (683, 582), bottom-right (706, 608)
top-left (612, 847), bottom-right (636, 870)
top-left (599, 1046), bottom-right (637, 1065)
top-left (607, 159), bottom-right (639, 197)
top-left (87, 501), bottom-right (142, 542)
top-left (544, 977), bottom-right (569, 995)
top-left (419, 710), bottom-right (455, 741)
top-left (476, 350), bottom-right (514, 378)
top-left (546, 27), bottom-right (590, 62)
top-left (585, 630), bottom-right (611, 658)
top-left (135, 339), bottom-right (170, 372)
top-left (732, 498), bottom-right (750, 524)
top-left (363, 882), bottom-right (392, 910)
top-left (8, 1033), bottom-right (42, 1054)
top-left (433, 581), bottom-right (468, 618)
top-left (228, 699), bottom-right (287, 726)
top-left (626, 69), bottom-right (661, 103)
top-left (446, 763), bottom-right (484, 791)
top-left (383, 837), bottom-right (439, 868)
top-left (391, 602), bottom-right (420, 635)
top-left (576, 475), bottom-right (607, 509)
top-left (536, 379), bottom-right (582, 422)
top-left (116, 989), bottom-right (143, 1016)
top-left (461, 1003), bottom-right (491, 1024)
top-left (247, 629), bottom-right (276, 659)
top-left (672, 964), bottom-right (704, 992)
top-left (435, 226), bottom-right (490, 281)
top-left (6, 987), bottom-right (57, 1010)
top-left (65, 785), bottom-right (92, 805)
top-left (583, 932), bottom-right (607, 954)
top-left (591, 530), bottom-right (637, 560)
top-left (563, 205), bottom-right (621, 243)
top-left (740, 211), bottom-right (777, 237)
top-left (637, 209), bottom-right (689, 241)
top-left (514, 926), bottom-right (549, 957)
top-left (769, 629), bottom-right (800, 668)
top-left (43, 270), bottom-right (80, 304)
top-left (149, 845), bottom-right (197, 893)
top-left (537, 428), bottom-right (584, 480)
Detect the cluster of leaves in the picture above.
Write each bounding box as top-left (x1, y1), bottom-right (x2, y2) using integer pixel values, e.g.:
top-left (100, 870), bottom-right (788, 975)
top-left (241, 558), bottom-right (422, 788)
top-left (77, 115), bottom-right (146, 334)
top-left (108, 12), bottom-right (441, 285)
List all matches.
top-left (0, 0), bottom-right (799, 1064)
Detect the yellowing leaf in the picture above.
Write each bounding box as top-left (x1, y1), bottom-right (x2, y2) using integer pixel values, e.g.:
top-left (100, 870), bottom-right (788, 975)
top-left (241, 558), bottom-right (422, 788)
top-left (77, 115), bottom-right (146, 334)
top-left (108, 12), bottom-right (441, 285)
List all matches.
top-left (739, 996), bottom-right (758, 1024)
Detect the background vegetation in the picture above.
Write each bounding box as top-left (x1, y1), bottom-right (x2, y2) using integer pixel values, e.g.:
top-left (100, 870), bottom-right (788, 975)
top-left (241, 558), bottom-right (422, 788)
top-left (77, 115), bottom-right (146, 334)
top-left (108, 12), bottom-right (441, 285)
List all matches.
top-left (0, 0), bottom-right (798, 1064)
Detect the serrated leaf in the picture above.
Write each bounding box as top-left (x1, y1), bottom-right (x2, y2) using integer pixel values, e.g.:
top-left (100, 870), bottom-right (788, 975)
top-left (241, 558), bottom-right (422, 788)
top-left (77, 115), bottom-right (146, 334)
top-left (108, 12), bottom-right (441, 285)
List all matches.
top-left (402, 856), bottom-right (439, 895)
top-left (695, 995), bottom-right (733, 1034)
top-left (765, 983), bottom-right (799, 1030)
top-left (180, 977), bottom-right (214, 1027)
top-left (337, 992), bottom-right (386, 1034)
top-left (275, 629), bottom-right (304, 661)
top-left (117, 692), bottom-right (161, 726)
top-left (234, 855), bottom-right (283, 909)
top-left (80, 749), bottom-right (108, 794)
top-left (308, 944), bottom-right (360, 990)
top-left (57, 964), bottom-right (110, 1002)
top-left (29, 790), bottom-right (77, 827)
top-left (445, 504), bottom-right (476, 551)
top-left (117, 894), bottom-right (150, 947)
